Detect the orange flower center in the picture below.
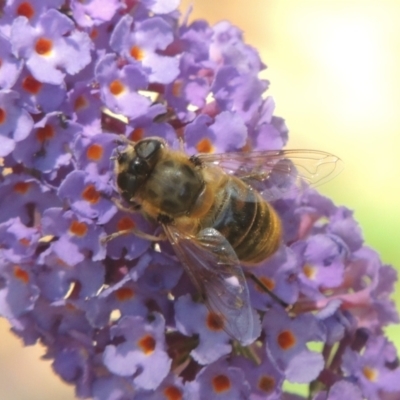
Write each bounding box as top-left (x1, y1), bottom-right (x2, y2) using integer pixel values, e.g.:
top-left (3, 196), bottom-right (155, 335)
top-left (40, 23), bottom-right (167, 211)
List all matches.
top-left (89, 28), bottom-right (98, 40)
top-left (0, 108), bottom-right (6, 124)
top-left (130, 45), bottom-right (144, 61)
top-left (17, 2), bottom-right (35, 19)
top-left (13, 266), bottom-right (29, 283)
top-left (69, 220), bottom-right (88, 237)
top-left (35, 37), bottom-right (53, 55)
top-left (206, 312), bottom-right (224, 331)
top-left (172, 80), bottom-right (183, 97)
top-left (115, 287), bottom-right (135, 301)
top-left (362, 366), bottom-right (378, 381)
top-left (196, 138), bottom-right (214, 153)
top-left (19, 238), bottom-right (30, 246)
top-left (36, 124), bottom-right (54, 143)
top-left (82, 184), bottom-right (100, 204)
top-left (129, 127), bottom-right (144, 142)
top-left (117, 216), bottom-right (135, 231)
top-left (86, 144), bottom-right (103, 161)
top-left (163, 386), bottom-right (182, 400)
top-left (255, 276), bottom-right (275, 292)
top-left (74, 95), bottom-right (88, 111)
top-left (137, 334), bottom-right (156, 355)
top-left (212, 374), bottom-right (231, 393)
top-left (277, 330), bottom-right (296, 350)
top-left (109, 80), bottom-right (125, 96)
top-left (258, 375), bottom-right (275, 393)
top-left (22, 75), bottom-right (42, 94)
top-left (303, 264), bottom-right (317, 279)
top-left (13, 182), bottom-right (31, 194)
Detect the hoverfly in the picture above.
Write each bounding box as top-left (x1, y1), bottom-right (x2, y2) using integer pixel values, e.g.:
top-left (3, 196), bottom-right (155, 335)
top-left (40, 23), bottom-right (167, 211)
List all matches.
top-left (111, 136), bottom-right (342, 345)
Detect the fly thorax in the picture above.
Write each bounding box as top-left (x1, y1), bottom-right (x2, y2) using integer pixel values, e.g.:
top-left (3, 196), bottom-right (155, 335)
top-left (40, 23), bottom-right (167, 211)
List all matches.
top-left (143, 159), bottom-right (204, 216)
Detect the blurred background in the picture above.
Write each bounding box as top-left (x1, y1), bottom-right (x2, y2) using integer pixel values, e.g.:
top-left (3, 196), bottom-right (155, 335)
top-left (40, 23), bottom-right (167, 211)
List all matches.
top-left (1, 0), bottom-right (399, 398)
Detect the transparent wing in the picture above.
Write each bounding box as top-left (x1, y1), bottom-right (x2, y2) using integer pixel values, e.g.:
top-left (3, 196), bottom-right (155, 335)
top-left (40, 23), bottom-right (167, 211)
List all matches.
top-left (164, 225), bottom-right (259, 345)
top-left (198, 149), bottom-right (343, 201)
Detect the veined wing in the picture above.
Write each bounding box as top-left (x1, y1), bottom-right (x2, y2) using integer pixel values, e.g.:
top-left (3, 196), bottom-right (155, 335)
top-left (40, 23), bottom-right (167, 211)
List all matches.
top-left (198, 149), bottom-right (343, 201)
top-left (164, 225), bottom-right (260, 345)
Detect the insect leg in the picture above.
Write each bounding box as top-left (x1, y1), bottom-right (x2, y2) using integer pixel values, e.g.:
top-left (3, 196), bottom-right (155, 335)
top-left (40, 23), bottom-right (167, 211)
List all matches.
top-left (153, 109), bottom-right (176, 123)
top-left (246, 272), bottom-right (290, 309)
top-left (102, 228), bottom-right (165, 244)
top-left (114, 135), bottom-right (136, 146)
top-left (178, 136), bottom-right (185, 152)
top-left (111, 198), bottom-right (141, 214)
top-left (239, 172), bottom-right (268, 182)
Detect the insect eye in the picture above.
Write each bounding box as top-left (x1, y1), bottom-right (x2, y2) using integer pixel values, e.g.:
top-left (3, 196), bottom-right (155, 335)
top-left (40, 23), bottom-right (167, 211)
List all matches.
top-left (128, 159), bottom-right (150, 175)
top-left (117, 173), bottom-right (138, 196)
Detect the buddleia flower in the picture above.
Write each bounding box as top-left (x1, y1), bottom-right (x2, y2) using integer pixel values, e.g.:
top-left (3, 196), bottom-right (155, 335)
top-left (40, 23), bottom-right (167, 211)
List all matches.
top-left (0, 1), bottom-right (399, 399)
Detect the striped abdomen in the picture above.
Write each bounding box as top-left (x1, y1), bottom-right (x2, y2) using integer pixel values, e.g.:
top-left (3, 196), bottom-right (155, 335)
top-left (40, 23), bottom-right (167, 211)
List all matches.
top-left (210, 176), bottom-right (282, 264)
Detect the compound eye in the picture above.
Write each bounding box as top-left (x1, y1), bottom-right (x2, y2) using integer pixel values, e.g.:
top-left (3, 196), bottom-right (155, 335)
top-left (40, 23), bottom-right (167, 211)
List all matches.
top-left (128, 159), bottom-right (150, 175)
top-left (135, 139), bottom-right (162, 160)
top-left (117, 173), bottom-right (138, 194)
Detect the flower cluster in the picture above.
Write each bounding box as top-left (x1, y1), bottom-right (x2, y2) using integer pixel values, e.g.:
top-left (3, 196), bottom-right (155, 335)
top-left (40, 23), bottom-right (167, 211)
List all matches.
top-left (0, 1), bottom-right (399, 399)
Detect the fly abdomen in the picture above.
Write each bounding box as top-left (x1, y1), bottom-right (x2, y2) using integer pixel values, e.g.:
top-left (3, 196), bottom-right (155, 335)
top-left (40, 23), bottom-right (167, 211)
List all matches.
top-left (212, 176), bottom-right (281, 264)
top-left (212, 177), bottom-right (257, 250)
top-left (235, 196), bottom-right (281, 264)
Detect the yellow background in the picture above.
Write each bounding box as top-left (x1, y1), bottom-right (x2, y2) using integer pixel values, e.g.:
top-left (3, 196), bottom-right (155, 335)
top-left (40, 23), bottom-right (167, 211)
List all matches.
top-left (0, 1), bottom-right (399, 398)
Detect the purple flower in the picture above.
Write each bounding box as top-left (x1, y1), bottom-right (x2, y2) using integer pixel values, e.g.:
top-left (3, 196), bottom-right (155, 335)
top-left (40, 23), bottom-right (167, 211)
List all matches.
top-left (70, 0), bottom-right (121, 28)
top-left (342, 335), bottom-right (400, 400)
top-left (231, 355), bottom-right (284, 400)
top-left (103, 211), bottom-right (154, 260)
top-left (110, 15), bottom-right (180, 84)
top-left (58, 170), bottom-right (117, 224)
top-left (72, 132), bottom-right (118, 176)
top-left (210, 21), bottom-right (264, 73)
top-left (14, 67), bottom-right (66, 114)
top-left (0, 174), bottom-right (60, 224)
top-left (184, 111), bottom-right (247, 153)
top-left (264, 306), bottom-right (326, 383)
top-left (10, 9), bottom-right (92, 84)
top-left (293, 233), bottom-right (347, 294)
top-left (0, 217), bottom-right (39, 263)
top-left (313, 380), bottom-right (364, 400)
top-left (13, 112), bottom-right (81, 176)
top-left (0, 0), bottom-right (64, 36)
top-left (189, 357), bottom-right (251, 399)
top-left (0, 262), bottom-right (40, 320)
top-left (103, 313), bottom-right (171, 390)
top-left (65, 81), bottom-right (104, 135)
top-left (141, 0), bottom-right (181, 15)
top-left (36, 252), bottom-right (105, 302)
top-left (95, 53), bottom-right (152, 120)
top-left (0, 89), bottom-right (33, 156)
top-left (133, 373), bottom-right (188, 400)
top-left (41, 208), bottom-right (106, 266)
top-left (248, 245), bottom-right (299, 310)
top-left (175, 294), bottom-right (232, 365)
top-left (0, 1), bottom-right (398, 399)
top-left (123, 118), bottom-right (178, 147)
top-left (0, 33), bottom-right (23, 89)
